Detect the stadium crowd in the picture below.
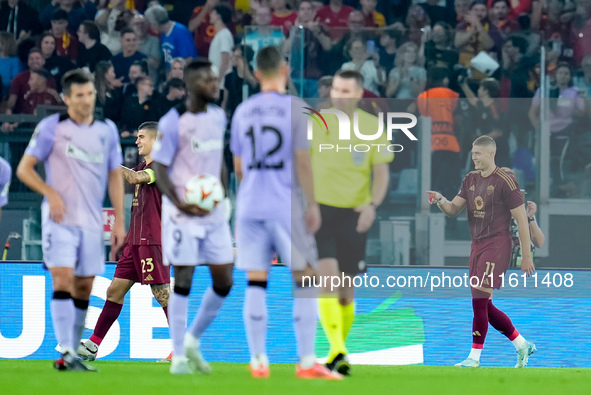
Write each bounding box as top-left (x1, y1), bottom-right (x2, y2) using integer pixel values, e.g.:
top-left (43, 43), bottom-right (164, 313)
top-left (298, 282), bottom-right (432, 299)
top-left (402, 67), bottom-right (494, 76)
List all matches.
top-left (0, 0), bottom-right (591, 198)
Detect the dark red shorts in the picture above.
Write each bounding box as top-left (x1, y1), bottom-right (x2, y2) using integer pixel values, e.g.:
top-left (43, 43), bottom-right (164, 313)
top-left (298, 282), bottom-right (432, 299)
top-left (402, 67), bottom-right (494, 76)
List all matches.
top-left (114, 244), bottom-right (170, 285)
top-left (469, 234), bottom-right (512, 290)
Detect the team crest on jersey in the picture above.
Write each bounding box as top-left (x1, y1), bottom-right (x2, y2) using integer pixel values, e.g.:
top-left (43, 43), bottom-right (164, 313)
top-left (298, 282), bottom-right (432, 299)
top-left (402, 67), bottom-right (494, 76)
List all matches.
top-left (469, 185), bottom-right (475, 192)
top-left (351, 150), bottom-right (366, 166)
top-left (475, 196), bottom-right (484, 210)
top-left (487, 185), bottom-right (495, 195)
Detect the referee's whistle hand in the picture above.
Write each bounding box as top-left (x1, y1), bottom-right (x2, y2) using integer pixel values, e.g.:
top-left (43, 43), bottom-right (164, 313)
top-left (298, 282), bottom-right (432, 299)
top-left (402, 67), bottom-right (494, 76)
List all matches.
top-left (355, 205), bottom-right (376, 233)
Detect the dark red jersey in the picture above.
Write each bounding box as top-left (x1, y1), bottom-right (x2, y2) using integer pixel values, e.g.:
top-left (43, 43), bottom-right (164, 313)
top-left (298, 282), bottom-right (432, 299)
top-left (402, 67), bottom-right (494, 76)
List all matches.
top-left (128, 161), bottom-right (162, 245)
top-left (458, 167), bottom-right (523, 241)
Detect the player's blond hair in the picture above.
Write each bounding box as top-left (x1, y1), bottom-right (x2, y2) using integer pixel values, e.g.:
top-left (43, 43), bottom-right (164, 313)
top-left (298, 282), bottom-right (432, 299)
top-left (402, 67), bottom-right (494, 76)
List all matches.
top-left (473, 135), bottom-right (496, 149)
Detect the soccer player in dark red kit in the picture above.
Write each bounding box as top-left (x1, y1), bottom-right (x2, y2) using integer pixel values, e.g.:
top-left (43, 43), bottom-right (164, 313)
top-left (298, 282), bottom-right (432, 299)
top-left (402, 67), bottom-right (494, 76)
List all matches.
top-left (427, 135), bottom-right (536, 368)
top-left (78, 121), bottom-right (170, 361)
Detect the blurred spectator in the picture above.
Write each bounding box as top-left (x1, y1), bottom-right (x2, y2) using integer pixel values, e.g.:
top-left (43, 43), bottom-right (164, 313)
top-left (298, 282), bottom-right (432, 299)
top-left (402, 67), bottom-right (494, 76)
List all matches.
top-left (386, 42), bottom-right (427, 99)
top-left (145, 4), bottom-right (198, 70)
top-left (424, 22), bottom-right (459, 81)
top-left (20, 68), bottom-right (62, 114)
top-left (500, 35), bottom-right (528, 97)
top-left (224, 45), bottom-right (257, 115)
top-left (95, 0), bottom-right (135, 55)
top-left (487, 0), bottom-right (532, 20)
top-left (94, 59), bottom-right (123, 123)
top-left (529, 63), bottom-right (585, 195)
top-left (406, 4), bottom-right (431, 46)
top-left (0, 0), bottom-right (42, 44)
top-left (119, 75), bottom-right (158, 136)
top-left (316, 0), bottom-right (355, 41)
top-left (40, 0), bottom-right (98, 33)
top-left (270, 0), bottom-right (297, 33)
top-left (77, 20), bottom-right (113, 72)
top-left (311, 0), bottom-right (324, 13)
top-left (6, 48), bottom-right (57, 118)
top-left (50, 9), bottom-right (79, 61)
top-left (111, 27), bottom-right (147, 84)
top-left (455, 0), bottom-right (503, 80)
top-left (324, 10), bottom-right (369, 75)
top-left (454, 0), bottom-right (472, 26)
top-left (189, 0), bottom-right (219, 58)
top-left (289, 0), bottom-right (332, 97)
top-left (131, 14), bottom-right (162, 85)
top-left (316, 75), bottom-right (333, 110)
top-left (166, 57), bottom-right (185, 82)
top-left (360, 0), bottom-right (385, 27)
top-left (491, 0), bottom-right (521, 36)
top-left (341, 37), bottom-right (385, 95)
top-left (0, 32), bottom-right (23, 98)
top-left (155, 77), bottom-right (186, 117)
top-left (377, 28), bottom-right (402, 74)
top-left (39, 33), bottom-right (76, 92)
top-left (531, 0), bottom-right (574, 61)
top-left (574, 54), bottom-right (591, 97)
top-left (461, 77), bottom-right (512, 167)
top-left (209, 5), bottom-right (234, 89)
top-left (420, 0), bottom-right (455, 26)
top-left (121, 59), bottom-right (148, 99)
top-left (244, 5), bottom-right (285, 68)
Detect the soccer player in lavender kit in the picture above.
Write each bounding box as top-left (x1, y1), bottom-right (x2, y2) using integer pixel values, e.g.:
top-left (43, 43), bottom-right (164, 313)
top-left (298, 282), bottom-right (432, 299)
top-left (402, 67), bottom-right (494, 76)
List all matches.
top-left (17, 69), bottom-right (126, 371)
top-left (78, 122), bottom-right (171, 361)
top-left (0, 156), bottom-right (11, 223)
top-left (427, 135), bottom-right (536, 368)
top-left (152, 59), bottom-right (234, 375)
top-left (231, 45), bottom-right (342, 380)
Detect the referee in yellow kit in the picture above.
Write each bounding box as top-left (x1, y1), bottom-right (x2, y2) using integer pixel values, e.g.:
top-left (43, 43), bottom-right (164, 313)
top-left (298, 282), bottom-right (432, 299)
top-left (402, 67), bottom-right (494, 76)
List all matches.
top-left (310, 70), bottom-right (393, 375)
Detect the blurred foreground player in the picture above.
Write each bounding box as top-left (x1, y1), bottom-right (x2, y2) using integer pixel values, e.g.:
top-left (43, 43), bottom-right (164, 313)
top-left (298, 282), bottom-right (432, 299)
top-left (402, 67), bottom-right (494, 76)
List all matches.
top-left (17, 69), bottom-right (125, 371)
top-left (79, 122), bottom-right (170, 361)
top-left (231, 45), bottom-right (342, 380)
top-left (427, 136), bottom-right (536, 368)
top-left (152, 59), bottom-right (234, 375)
top-left (0, 156), bottom-right (11, 223)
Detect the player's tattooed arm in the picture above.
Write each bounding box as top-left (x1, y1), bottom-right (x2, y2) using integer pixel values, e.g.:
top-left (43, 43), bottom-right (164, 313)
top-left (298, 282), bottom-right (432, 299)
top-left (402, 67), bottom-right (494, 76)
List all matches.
top-left (119, 166), bottom-right (154, 185)
top-left (150, 283), bottom-right (170, 307)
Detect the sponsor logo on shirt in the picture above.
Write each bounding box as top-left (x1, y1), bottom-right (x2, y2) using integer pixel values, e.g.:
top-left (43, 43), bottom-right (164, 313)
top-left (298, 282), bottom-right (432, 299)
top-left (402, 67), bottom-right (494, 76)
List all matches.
top-left (191, 138), bottom-right (223, 153)
top-left (474, 196), bottom-right (485, 218)
top-left (66, 143), bottom-right (104, 163)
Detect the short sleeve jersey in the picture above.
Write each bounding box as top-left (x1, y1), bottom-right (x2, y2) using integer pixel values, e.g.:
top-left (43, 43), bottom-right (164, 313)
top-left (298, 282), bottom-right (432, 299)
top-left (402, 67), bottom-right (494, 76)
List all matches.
top-left (458, 167), bottom-right (523, 240)
top-left (151, 104), bottom-right (226, 224)
top-left (230, 92), bottom-right (309, 220)
top-left (128, 161), bottom-right (162, 245)
top-left (0, 156), bottom-right (11, 207)
top-left (24, 113), bottom-right (123, 231)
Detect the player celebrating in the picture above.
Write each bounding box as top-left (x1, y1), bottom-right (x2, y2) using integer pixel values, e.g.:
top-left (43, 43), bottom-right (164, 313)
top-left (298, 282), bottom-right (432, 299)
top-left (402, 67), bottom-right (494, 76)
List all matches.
top-left (231, 45), bottom-right (342, 380)
top-left (152, 59), bottom-right (234, 375)
top-left (17, 69), bottom-right (125, 371)
top-left (427, 135), bottom-right (536, 368)
top-left (310, 70), bottom-right (393, 375)
top-left (78, 122), bottom-right (170, 361)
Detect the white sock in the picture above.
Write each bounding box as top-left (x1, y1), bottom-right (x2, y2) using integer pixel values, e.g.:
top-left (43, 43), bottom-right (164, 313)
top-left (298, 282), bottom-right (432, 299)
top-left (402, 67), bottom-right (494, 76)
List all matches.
top-left (468, 348), bottom-right (482, 361)
top-left (251, 354), bottom-right (269, 369)
top-left (512, 335), bottom-right (526, 350)
top-left (299, 354), bottom-right (316, 369)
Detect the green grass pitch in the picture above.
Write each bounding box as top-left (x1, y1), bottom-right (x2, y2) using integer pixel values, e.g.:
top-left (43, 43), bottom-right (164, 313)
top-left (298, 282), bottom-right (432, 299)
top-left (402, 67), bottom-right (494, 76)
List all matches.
top-left (1, 361), bottom-right (590, 395)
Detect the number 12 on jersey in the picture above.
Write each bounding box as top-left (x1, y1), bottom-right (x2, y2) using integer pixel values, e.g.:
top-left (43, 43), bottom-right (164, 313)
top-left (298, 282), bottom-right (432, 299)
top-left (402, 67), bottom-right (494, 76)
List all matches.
top-left (245, 125), bottom-right (284, 170)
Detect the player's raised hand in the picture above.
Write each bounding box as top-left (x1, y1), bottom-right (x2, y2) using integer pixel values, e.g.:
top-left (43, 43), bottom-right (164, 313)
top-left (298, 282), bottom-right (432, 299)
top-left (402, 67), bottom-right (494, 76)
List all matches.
top-left (355, 204), bottom-right (376, 233)
top-left (178, 202), bottom-right (210, 217)
top-left (520, 255), bottom-right (535, 277)
top-left (305, 203), bottom-right (321, 234)
top-left (426, 190), bottom-right (443, 205)
top-left (47, 190), bottom-right (66, 223)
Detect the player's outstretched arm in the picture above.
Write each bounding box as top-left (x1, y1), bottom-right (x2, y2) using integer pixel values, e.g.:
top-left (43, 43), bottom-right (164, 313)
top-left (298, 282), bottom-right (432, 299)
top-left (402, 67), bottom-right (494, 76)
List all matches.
top-left (17, 154), bottom-right (65, 223)
top-left (108, 168), bottom-right (126, 260)
top-left (511, 204), bottom-right (535, 276)
top-left (119, 165), bottom-right (155, 185)
top-left (426, 191), bottom-right (467, 217)
top-left (295, 149), bottom-right (321, 234)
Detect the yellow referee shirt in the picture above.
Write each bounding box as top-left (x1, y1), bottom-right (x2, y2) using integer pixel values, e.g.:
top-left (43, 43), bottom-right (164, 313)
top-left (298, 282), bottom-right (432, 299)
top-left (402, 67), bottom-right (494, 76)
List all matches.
top-left (310, 108), bottom-right (394, 208)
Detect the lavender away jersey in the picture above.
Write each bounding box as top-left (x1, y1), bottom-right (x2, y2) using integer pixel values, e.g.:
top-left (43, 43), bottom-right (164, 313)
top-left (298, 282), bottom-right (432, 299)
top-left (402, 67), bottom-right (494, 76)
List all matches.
top-left (152, 104), bottom-right (226, 224)
top-left (0, 156), bottom-right (11, 207)
top-left (25, 113), bottom-right (123, 231)
top-left (230, 92), bottom-right (309, 220)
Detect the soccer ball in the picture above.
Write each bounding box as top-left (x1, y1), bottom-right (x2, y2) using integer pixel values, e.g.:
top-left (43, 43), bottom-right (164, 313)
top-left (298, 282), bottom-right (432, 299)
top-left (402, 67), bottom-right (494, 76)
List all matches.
top-left (185, 174), bottom-right (225, 212)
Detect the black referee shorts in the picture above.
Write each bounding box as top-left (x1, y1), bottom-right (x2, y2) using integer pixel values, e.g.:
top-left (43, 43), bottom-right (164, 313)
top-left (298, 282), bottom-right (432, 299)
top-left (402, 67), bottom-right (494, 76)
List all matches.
top-left (315, 204), bottom-right (368, 275)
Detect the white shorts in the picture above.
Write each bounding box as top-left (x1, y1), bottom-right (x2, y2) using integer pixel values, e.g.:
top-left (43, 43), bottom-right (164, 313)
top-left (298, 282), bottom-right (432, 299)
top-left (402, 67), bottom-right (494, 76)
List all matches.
top-left (162, 201), bottom-right (233, 266)
top-left (42, 208), bottom-right (105, 277)
top-left (235, 216), bottom-right (317, 272)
